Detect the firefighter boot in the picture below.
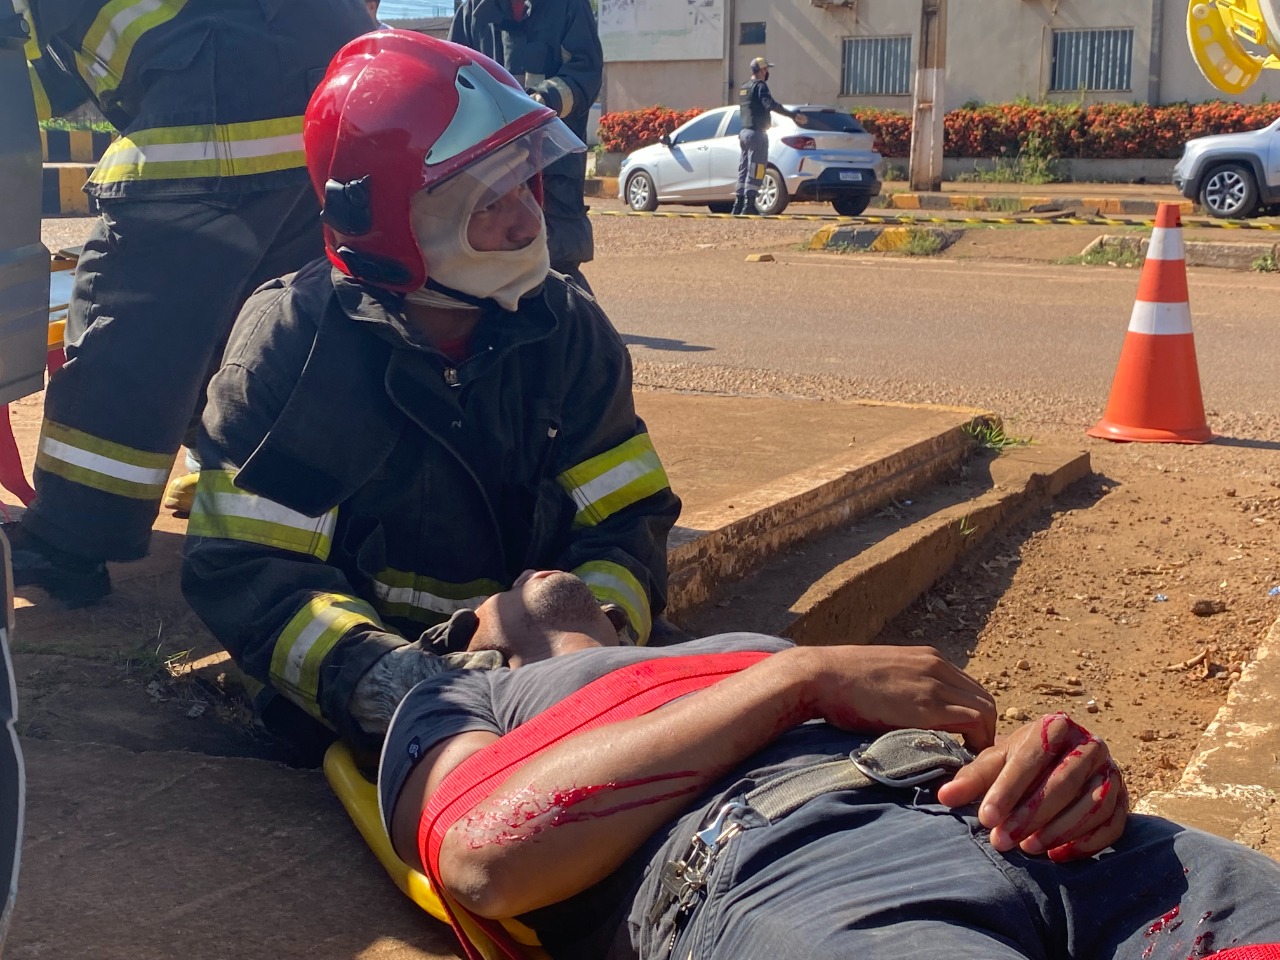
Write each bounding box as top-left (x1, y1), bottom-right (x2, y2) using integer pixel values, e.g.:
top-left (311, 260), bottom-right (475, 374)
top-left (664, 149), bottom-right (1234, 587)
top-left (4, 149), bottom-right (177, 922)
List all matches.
top-left (730, 193), bottom-right (746, 216)
top-left (0, 521), bottom-right (110, 608)
top-left (742, 190), bottom-right (761, 216)
top-left (164, 473), bottom-right (199, 517)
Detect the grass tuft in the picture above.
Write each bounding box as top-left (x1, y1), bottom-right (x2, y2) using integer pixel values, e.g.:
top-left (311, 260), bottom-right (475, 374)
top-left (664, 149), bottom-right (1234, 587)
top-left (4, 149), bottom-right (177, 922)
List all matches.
top-left (964, 419), bottom-right (1031, 450)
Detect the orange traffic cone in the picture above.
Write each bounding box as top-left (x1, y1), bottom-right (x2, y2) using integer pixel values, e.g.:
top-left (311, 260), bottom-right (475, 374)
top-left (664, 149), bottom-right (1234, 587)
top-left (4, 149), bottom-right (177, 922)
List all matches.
top-left (1088, 202), bottom-right (1213, 444)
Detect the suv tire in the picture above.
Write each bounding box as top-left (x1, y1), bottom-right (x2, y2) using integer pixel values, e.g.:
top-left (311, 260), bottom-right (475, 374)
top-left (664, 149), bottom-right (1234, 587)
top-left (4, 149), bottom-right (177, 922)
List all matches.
top-left (755, 167), bottom-right (789, 216)
top-left (1199, 162), bottom-right (1259, 219)
top-left (832, 196), bottom-right (870, 217)
top-left (626, 171), bottom-right (659, 212)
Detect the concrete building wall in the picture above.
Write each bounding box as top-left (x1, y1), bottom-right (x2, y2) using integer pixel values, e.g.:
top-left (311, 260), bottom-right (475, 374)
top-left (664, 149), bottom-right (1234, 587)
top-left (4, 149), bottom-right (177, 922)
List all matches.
top-left (604, 59), bottom-right (723, 112)
top-left (603, 0), bottom-right (1280, 114)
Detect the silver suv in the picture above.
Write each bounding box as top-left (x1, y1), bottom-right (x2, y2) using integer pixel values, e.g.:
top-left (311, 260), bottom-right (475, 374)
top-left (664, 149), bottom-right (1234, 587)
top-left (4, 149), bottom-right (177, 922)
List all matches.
top-left (1172, 116), bottom-right (1280, 219)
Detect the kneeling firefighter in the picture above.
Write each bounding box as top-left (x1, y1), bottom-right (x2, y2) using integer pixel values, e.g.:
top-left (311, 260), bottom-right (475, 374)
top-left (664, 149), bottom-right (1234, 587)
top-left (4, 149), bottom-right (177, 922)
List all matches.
top-left (181, 32), bottom-right (682, 760)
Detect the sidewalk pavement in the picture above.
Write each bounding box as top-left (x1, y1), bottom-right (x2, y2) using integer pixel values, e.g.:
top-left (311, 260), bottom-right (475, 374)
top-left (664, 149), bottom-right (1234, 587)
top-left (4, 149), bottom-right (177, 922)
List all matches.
top-left (4, 388), bottom-right (1277, 959)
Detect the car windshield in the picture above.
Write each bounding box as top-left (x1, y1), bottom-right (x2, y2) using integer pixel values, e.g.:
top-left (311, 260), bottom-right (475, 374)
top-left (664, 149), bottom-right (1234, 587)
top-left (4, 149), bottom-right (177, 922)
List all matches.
top-left (795, 110), bottom-right (865, 133)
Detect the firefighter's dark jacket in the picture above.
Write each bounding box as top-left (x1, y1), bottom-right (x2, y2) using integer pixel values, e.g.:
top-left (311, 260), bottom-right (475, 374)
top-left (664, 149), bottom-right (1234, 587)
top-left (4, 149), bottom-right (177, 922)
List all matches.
top-left (449, 0), bottom-right (601, 134)
top-left (21, 0), bottom-right (369, 199)
top-left (181, 259), bottom-right (679, 741)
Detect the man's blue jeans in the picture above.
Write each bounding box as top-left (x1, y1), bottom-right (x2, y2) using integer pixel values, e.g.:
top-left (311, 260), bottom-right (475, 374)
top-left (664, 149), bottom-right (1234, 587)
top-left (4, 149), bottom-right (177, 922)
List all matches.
top-left (662, 788), bottom-right (1280, 959)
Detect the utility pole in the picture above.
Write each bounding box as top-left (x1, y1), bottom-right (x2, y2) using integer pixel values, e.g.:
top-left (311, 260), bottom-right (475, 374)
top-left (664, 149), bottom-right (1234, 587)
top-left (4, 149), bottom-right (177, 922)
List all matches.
top-left (908, 0), bottom-right (946, 192)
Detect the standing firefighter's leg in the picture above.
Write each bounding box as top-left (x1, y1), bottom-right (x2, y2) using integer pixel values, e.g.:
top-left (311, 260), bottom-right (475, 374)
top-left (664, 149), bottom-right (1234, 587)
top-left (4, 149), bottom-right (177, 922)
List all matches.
top-left (18, 187), bottom-right (319, 599)
top-left (543, 152), bottom-right (593, 279)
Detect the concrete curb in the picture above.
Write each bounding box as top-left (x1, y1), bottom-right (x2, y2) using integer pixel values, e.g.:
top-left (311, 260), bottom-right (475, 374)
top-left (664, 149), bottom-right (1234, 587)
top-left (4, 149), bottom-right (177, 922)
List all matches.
top-left (808, 223), bottom-right (963, 253)
top-left (1083, 234), bottom-right (1277, 270)
top-left (877, 193), bottom-right (1196, 217)
top-left (666, 410), bottom-right (991, 616)
top-left (782, 446), bottom-right (1092, 647)
top-left (1136, 614), bottom-right (1280, 858)
top-left (585, 175), bottom-right (619, 199)
top-left (41, 163), bottom-right (96, 216)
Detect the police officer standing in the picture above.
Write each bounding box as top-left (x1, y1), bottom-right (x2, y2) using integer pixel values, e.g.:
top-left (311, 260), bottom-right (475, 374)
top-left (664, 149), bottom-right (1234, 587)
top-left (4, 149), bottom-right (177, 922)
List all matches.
top-left (449, 0), bottom-right (602, 288)
top-left (733, 57), bottom-right (806, 216)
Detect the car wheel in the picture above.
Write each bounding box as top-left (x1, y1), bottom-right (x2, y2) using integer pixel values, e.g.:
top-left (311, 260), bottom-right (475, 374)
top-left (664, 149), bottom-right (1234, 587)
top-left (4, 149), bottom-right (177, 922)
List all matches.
top-left (626, 171), bottom-right (659, 212)
top-left (1199, 163), bottom-right (1259, 218)
top-left (755, 168), bottom-right (789, 216)
top-left (707, 201), bottom-right (734, 214)
top-left (832, 196), bottom-right (870, 217)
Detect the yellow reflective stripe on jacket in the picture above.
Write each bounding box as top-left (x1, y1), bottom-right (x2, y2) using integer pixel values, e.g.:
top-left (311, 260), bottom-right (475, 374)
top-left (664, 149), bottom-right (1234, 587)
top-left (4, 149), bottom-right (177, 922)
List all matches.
top-left (89, 116), bottom-right (306, 185)
top-left (270, 594), bottom-right (382, 719)
top-left (371, 569), bottom-right (503, 623)
top-left (187, 469), bottom-right (336, 560)
top-left (28, 64), bottom-right (51, 122)
top-left (573, 559), bottom-right (652, 645)
top-left (557, 434), bottom-right (670, 528)
top-left (75, 0), bottom-right (186, 97)
top-left (35, 420), bottom-right (172, 500)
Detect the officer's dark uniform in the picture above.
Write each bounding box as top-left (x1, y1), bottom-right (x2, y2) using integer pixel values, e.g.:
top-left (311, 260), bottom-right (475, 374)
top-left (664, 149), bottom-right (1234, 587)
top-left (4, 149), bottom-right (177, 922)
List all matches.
top-left (734, 69), bottom-right (800, 216)
top-left (449, 0), bottom-right (602, 285)
top-left (15, 0), bottom-right (370, 579)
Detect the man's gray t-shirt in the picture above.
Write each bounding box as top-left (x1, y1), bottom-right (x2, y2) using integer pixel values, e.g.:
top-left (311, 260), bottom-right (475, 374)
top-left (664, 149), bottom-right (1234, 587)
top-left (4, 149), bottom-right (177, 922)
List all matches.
top-left (378, 633), bottom-right (881, 960)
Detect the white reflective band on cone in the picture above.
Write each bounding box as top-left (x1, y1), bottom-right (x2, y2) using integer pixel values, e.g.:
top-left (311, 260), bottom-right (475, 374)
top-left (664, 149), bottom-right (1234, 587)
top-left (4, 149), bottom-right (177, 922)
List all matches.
top-left (1146, 227), bottom-right (1185, 262)
top-left (1128, 300), bottom-right (1194, 336)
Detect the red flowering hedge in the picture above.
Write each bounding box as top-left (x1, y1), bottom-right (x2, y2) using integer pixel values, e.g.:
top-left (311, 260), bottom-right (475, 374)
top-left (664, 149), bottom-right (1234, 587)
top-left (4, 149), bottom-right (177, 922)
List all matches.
top-left (599, 101), bottom-right (1280, 158)
top-left (597, 106), bottom-right (703, 152)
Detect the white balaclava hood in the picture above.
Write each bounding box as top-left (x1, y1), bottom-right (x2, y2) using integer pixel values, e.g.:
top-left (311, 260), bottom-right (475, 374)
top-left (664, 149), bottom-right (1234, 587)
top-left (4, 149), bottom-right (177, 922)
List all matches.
top-left (409, 173), bottom-right (550, 312)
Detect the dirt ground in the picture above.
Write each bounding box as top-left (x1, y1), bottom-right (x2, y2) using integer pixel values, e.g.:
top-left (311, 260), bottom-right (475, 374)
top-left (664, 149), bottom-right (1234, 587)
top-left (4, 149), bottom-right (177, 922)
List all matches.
top-left (26, 212), bottom-right (1280, 809)
top-left (872, 430), bottom-right (1278, 800)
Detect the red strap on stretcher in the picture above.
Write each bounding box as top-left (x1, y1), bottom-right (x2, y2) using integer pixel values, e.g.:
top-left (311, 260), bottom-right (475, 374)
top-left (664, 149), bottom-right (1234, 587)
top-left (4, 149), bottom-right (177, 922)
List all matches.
top-left (418, 651), bottom-right (771, 960)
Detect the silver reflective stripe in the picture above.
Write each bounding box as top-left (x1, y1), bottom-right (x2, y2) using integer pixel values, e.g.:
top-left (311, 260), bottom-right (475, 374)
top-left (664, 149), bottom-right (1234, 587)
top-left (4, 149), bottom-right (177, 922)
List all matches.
top-left (569, 455), bottom-right (656, 516)
top-left (85, 0), bottom-right (163, 82)
top-left (371, 580), bottom-right (492, 616)
top-left (39, 436), bottom-right (170, 487)
top-left (200, 491), bottom-right (336, 538)
top-left (94, 132), bottom-right (303, 171)
top-left (187, 470), bottom-right (336, 560)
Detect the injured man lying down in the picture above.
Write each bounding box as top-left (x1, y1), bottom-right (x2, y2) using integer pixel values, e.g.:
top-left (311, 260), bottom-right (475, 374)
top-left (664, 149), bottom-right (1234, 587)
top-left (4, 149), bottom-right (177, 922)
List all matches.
top-left (378, 569), bottom-right (1280, 960)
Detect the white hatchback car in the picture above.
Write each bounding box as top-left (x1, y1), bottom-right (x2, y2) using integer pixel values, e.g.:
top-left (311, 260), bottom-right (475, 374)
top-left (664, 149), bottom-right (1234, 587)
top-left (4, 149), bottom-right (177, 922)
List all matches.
top-left (618, 104), bottom-right (884, 216)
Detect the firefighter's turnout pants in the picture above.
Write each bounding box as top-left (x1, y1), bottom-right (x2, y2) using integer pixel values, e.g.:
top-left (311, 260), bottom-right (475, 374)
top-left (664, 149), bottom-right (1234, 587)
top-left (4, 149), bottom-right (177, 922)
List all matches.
top-left (23, 187), bottom-right (322, 562)
top-left (736, 129), bottom-right (770, 198)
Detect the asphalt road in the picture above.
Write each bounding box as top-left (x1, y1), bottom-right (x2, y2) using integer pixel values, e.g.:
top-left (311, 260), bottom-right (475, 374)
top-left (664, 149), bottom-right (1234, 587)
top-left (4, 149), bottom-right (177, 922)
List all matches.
top-left (39, 211), bottom-right (1279, 439)
top-left (583, 213), bottom-right (1278, 439)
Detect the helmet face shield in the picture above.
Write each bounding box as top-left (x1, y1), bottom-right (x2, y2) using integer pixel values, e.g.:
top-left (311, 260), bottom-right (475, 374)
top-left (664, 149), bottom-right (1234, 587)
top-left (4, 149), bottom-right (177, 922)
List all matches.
top-left (427, 118), bottom-right (584, 212)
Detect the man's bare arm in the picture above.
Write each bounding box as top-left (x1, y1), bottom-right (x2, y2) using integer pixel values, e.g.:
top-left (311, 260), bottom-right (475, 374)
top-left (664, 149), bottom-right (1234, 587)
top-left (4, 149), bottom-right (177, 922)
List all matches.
top-left (416, 645), bottom-right (996, 919)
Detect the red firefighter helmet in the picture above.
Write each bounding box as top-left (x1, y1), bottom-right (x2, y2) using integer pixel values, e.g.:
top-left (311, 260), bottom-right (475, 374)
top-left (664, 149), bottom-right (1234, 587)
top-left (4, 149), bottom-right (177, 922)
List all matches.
top-left (304, 30), bottom-right (581, 293)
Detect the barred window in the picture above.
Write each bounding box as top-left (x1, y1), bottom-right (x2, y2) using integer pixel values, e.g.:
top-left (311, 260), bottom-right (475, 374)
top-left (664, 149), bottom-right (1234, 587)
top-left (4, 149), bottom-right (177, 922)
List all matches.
top-left (1050, 28), bottom-right (1134, 92)
top-left (740, 21), bottom-right (766, 45)
top-left (841, 36), bottom-right (912, 97)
